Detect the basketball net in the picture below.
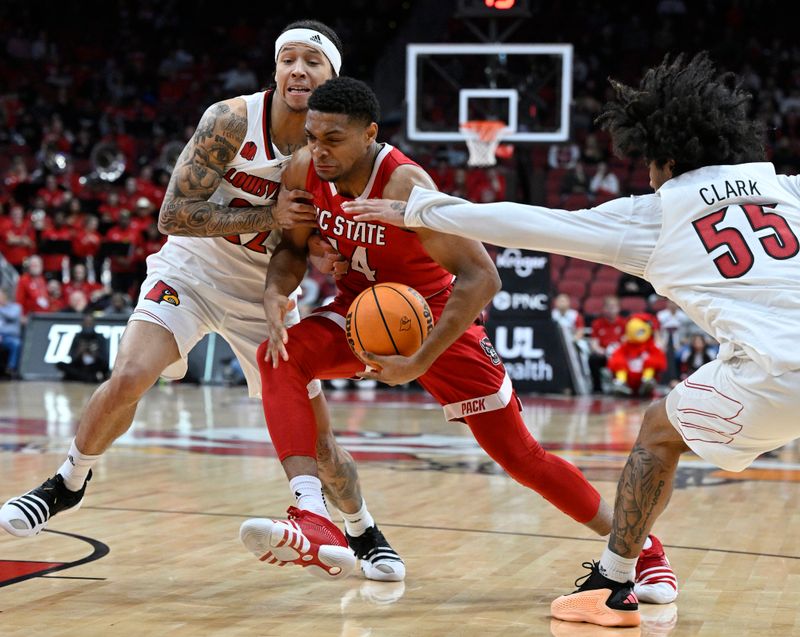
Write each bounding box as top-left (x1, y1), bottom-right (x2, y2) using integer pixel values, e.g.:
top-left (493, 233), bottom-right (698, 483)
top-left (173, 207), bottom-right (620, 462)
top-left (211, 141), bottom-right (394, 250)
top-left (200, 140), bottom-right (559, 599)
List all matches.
top-left (460, 120), bottom-right (509, 167)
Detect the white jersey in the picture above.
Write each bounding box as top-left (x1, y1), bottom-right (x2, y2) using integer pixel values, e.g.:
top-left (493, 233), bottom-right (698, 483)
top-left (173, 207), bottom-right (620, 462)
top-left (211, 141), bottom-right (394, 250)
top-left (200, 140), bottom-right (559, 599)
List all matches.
top-left (405, 162), bottom-right (800, 375)
top-left (151, 90), bottom-right (287, 303)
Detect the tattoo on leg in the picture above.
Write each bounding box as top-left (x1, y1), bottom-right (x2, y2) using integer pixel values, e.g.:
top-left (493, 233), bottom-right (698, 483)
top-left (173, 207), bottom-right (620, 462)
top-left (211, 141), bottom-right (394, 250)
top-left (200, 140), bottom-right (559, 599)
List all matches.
top-left (316, 437), bottom-right (362, 511)
top-left (609, 442), bottom-right (669, 557)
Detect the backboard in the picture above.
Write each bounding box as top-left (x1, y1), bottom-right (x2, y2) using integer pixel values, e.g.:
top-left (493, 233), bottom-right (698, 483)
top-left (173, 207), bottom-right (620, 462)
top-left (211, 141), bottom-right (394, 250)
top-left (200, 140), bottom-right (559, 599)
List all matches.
top-left (406, 43), bottom-right (573, 143)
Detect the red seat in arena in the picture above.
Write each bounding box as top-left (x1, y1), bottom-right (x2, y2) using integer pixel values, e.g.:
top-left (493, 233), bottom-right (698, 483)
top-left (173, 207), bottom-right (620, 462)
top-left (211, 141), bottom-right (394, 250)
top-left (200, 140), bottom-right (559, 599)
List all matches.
top-left (557, 279), bottom-right (586, 299)
top-left (582, 296), bottom-right (606, 317)
top-left (588, 279), bottom-right (618, 297)
top-left (620, 296), bottom-right (648, 314)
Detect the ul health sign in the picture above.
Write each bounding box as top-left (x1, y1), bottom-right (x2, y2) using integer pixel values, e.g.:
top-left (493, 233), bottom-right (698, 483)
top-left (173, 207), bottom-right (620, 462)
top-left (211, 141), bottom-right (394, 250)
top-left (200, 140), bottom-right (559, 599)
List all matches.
top-left (485, 249), bottom-right (574, 393)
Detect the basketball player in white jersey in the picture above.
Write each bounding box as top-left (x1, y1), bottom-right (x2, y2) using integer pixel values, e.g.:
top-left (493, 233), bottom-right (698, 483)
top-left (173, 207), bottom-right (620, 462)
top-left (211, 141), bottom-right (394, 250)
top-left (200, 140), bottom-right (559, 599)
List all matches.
top-left (0, 20), bottom-right (404, 583)
top-left (343, 51), bottom-right (800, 624)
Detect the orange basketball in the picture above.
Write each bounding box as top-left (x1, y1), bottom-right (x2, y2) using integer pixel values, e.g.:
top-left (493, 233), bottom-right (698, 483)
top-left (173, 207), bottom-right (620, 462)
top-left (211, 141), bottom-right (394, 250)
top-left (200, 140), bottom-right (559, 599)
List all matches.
top-left (346, 283), bottom-right (434, 362)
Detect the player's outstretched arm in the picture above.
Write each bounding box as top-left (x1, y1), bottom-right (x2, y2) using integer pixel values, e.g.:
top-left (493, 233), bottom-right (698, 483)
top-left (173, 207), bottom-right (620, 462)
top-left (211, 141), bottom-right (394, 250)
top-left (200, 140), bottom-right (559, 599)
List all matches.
top-left (350, 185), bottom-right (637, 269)
top-left (158, 99), bottom-right (317, 237)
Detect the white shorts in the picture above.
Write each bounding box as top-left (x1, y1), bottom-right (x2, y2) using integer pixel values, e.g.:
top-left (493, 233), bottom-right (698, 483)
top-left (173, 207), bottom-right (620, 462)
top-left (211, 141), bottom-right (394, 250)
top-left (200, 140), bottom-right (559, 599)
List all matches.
top-left (666, 357), bottom-right (800, 472)
top-left (130, 264), bottom-right (321, 400)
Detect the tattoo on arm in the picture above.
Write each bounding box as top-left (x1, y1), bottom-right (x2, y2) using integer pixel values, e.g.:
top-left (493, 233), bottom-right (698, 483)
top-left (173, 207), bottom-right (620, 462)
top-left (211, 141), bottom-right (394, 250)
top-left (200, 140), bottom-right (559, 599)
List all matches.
top-left (609, 442), bottom-right (669, 557)
top-left (390, 201), bottom-right (407, 214)
top-left (158, 102), bottom-right (278, 236)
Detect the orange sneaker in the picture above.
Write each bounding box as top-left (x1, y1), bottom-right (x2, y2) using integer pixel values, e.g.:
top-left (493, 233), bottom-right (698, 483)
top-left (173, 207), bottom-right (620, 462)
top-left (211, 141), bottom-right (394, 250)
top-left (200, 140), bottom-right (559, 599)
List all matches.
top-left (635, 535), bottom-right (678, 604)
top-left (551, 561), bottom-right (641, 627)
top-left (240, 506), bottom-right (356, 580)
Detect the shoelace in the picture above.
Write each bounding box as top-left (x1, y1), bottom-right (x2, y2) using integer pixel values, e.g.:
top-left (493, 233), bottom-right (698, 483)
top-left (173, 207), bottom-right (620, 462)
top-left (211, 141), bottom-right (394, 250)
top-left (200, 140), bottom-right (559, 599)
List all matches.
top-left (574, 560), bottom-right (600, 589)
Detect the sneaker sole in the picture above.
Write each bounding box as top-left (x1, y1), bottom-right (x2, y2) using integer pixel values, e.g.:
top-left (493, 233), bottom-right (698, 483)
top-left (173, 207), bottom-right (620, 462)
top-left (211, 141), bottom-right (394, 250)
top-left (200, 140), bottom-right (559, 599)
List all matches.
top-left (361, 559), bottom-right (406, 582)
top-left (240, 518), bottom-right (356, 580)
top-left (551, 589), bottom-right (641, 627)
top-left (0, 496), bottom-right (84, 538)
top-left (634, 581), bottom-right (678, 604)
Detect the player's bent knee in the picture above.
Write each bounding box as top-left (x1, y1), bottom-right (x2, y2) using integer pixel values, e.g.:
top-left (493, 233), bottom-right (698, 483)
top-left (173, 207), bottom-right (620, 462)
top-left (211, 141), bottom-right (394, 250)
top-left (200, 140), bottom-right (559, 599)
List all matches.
top-left (640, 398), bottom-right (686, 449)
top-left (107, 361), bottom-right (160, 403)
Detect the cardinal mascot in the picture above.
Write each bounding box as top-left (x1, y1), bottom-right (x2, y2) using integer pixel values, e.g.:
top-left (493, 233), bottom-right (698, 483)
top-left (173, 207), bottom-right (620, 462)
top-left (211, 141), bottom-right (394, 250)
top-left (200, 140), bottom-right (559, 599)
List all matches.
top-left (607, 314), bottom-right (667, 397)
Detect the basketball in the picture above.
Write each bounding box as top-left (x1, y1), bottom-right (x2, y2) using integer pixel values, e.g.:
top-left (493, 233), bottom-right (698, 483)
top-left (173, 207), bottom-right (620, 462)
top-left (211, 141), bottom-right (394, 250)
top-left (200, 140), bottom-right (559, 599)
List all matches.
top-left (345, 283), bottom-right (434, 361)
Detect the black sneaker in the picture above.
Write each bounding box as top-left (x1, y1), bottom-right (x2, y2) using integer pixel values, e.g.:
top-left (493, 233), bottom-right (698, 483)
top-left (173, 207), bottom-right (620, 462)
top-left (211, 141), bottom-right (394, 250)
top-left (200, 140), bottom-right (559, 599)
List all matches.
top-left (346, 525), bottom-right (405, 582)
top-left (551, 560), bottom-right (641, 627)
top-left (0, 470), bottom-right (92, 537)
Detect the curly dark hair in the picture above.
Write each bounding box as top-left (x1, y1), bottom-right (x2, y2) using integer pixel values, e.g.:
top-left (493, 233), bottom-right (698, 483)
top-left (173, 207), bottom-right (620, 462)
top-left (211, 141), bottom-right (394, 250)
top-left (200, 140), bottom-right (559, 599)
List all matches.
top-left (281, 20), bottom-right (343, 75)
top-left (307, 77), bottom-right (380, 125)
top-left (596, 52), bottom-right (766, 176)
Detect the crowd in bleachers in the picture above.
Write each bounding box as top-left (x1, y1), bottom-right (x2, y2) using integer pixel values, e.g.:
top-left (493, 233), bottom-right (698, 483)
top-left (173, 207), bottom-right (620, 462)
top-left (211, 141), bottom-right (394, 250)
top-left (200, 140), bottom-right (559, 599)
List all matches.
top-left (1, 1), bottom-right (797, 386)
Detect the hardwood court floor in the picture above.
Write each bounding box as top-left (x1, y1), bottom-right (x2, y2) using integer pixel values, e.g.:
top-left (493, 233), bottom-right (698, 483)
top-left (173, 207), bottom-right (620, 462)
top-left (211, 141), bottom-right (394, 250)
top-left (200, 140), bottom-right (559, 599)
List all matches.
top-left (2, 380), bottom-right (800, 636)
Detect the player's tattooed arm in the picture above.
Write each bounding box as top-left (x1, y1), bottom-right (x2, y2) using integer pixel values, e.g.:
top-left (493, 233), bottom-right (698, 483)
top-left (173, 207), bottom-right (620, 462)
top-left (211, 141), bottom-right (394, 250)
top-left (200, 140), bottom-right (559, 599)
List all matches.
top-left (158, 100), bottom-right (278, 236)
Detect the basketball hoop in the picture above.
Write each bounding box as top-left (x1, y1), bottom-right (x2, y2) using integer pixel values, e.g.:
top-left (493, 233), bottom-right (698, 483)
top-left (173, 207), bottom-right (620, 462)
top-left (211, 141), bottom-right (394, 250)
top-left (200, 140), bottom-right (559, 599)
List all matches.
top-left (460, 120), bottom-right (509, 167)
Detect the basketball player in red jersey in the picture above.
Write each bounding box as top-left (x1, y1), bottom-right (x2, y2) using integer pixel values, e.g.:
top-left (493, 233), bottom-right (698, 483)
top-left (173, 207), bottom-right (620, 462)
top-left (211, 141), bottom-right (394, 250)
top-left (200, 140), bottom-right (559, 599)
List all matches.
top-left (0, 22), bottom-right (404, 583)
top-left (240, 78), bottom-right (674, 590)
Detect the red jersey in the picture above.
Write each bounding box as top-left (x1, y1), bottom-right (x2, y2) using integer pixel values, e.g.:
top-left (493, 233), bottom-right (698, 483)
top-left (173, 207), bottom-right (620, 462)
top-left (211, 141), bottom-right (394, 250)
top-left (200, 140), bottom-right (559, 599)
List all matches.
top-left (591, 315), bottom-right (626, 349)
top-left (307, 144), bottom-right (453, 301)
top-left (16, 273), bottom-right (52, 314)
top-left (0, 218), bottom-right (35, 266)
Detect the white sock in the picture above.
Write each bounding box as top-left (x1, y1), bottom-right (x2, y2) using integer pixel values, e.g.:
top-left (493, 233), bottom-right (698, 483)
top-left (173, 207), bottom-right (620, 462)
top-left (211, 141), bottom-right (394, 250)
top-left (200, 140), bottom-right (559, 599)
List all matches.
top-left (599, 547), bottom-right (637, 584)
top-left (643, 536), bottom-right (653, 551)
top-left (289, 475), bottom-right (330, 520)
top-left (340, 499), bottom-right (375, 537)
top-left (58, 439), bottom-right (100, 492)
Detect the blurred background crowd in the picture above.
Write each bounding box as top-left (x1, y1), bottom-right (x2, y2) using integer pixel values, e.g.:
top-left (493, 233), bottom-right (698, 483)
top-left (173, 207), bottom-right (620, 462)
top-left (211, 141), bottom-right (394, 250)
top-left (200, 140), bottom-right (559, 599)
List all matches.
top-left (0, 0), bottom-right (795, 389)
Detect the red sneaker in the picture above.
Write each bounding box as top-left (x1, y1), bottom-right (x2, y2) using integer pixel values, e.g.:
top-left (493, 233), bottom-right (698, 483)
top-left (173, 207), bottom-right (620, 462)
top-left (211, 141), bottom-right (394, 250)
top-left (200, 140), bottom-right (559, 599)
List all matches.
top-left (240, 506), bottom-right (356, 580)
top-left (635, 535), bottom-right (678, 604)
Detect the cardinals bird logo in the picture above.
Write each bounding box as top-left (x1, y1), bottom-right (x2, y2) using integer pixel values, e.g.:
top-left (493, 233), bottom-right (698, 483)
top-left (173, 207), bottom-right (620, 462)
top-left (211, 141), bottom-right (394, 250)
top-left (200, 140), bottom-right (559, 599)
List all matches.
top-left (145, 280), bottom-right (180, 306)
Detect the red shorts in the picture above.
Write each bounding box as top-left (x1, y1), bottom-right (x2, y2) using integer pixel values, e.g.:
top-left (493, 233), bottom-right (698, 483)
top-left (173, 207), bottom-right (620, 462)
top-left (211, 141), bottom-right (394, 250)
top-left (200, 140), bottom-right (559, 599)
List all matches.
top-left (305, 291), bottom-right (513, 420)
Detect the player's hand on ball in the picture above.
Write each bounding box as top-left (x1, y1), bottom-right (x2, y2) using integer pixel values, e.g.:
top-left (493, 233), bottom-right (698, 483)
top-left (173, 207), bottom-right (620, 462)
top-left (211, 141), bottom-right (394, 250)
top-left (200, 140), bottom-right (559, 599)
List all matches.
top-left (356, 351), bottom-right (428, 386)
top-left (340, 199), bottom-right (408, 228)
top-left (262, 291), bottom-right (296, 367)
top-left (273, 188), bottom-right (318, 229)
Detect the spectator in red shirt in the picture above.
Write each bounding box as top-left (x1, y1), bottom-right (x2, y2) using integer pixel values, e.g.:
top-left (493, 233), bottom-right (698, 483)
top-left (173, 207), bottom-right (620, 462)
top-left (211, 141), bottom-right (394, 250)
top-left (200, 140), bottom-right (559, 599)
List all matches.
top-left (15, 255), bottom-right (52, 317)
top-left (98, 191), bottom-right (125, 225)
top-left (588, 295), bottom-right (627, 393)
top-left (47, 279), bottom-right (67, 312)
top-left (36, 174), bottom-right (70, 209)
top-left (130, 197), bottom-right (156, 236)
top-left (72, 215), bottom-right (102, 265)
top-left (104, 210), bottom-right (140, 293)
top-left (0, 205), bottom-right (36, 272)
top-left (118, 176), bottom-right (148, 211)
top-left (40, 210), bottom-right (74, 276)
top-left (63, 263), bottom-right (104, 306)
top-left (65, 198), bottom-right (86, 230)
top-left (135, 165), bottom-right (164, 205)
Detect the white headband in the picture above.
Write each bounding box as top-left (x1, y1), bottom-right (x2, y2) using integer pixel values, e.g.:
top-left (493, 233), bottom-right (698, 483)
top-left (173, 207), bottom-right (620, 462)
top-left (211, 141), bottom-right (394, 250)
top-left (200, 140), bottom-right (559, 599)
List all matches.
top-left (275, 28), bottom-right (342, 75)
